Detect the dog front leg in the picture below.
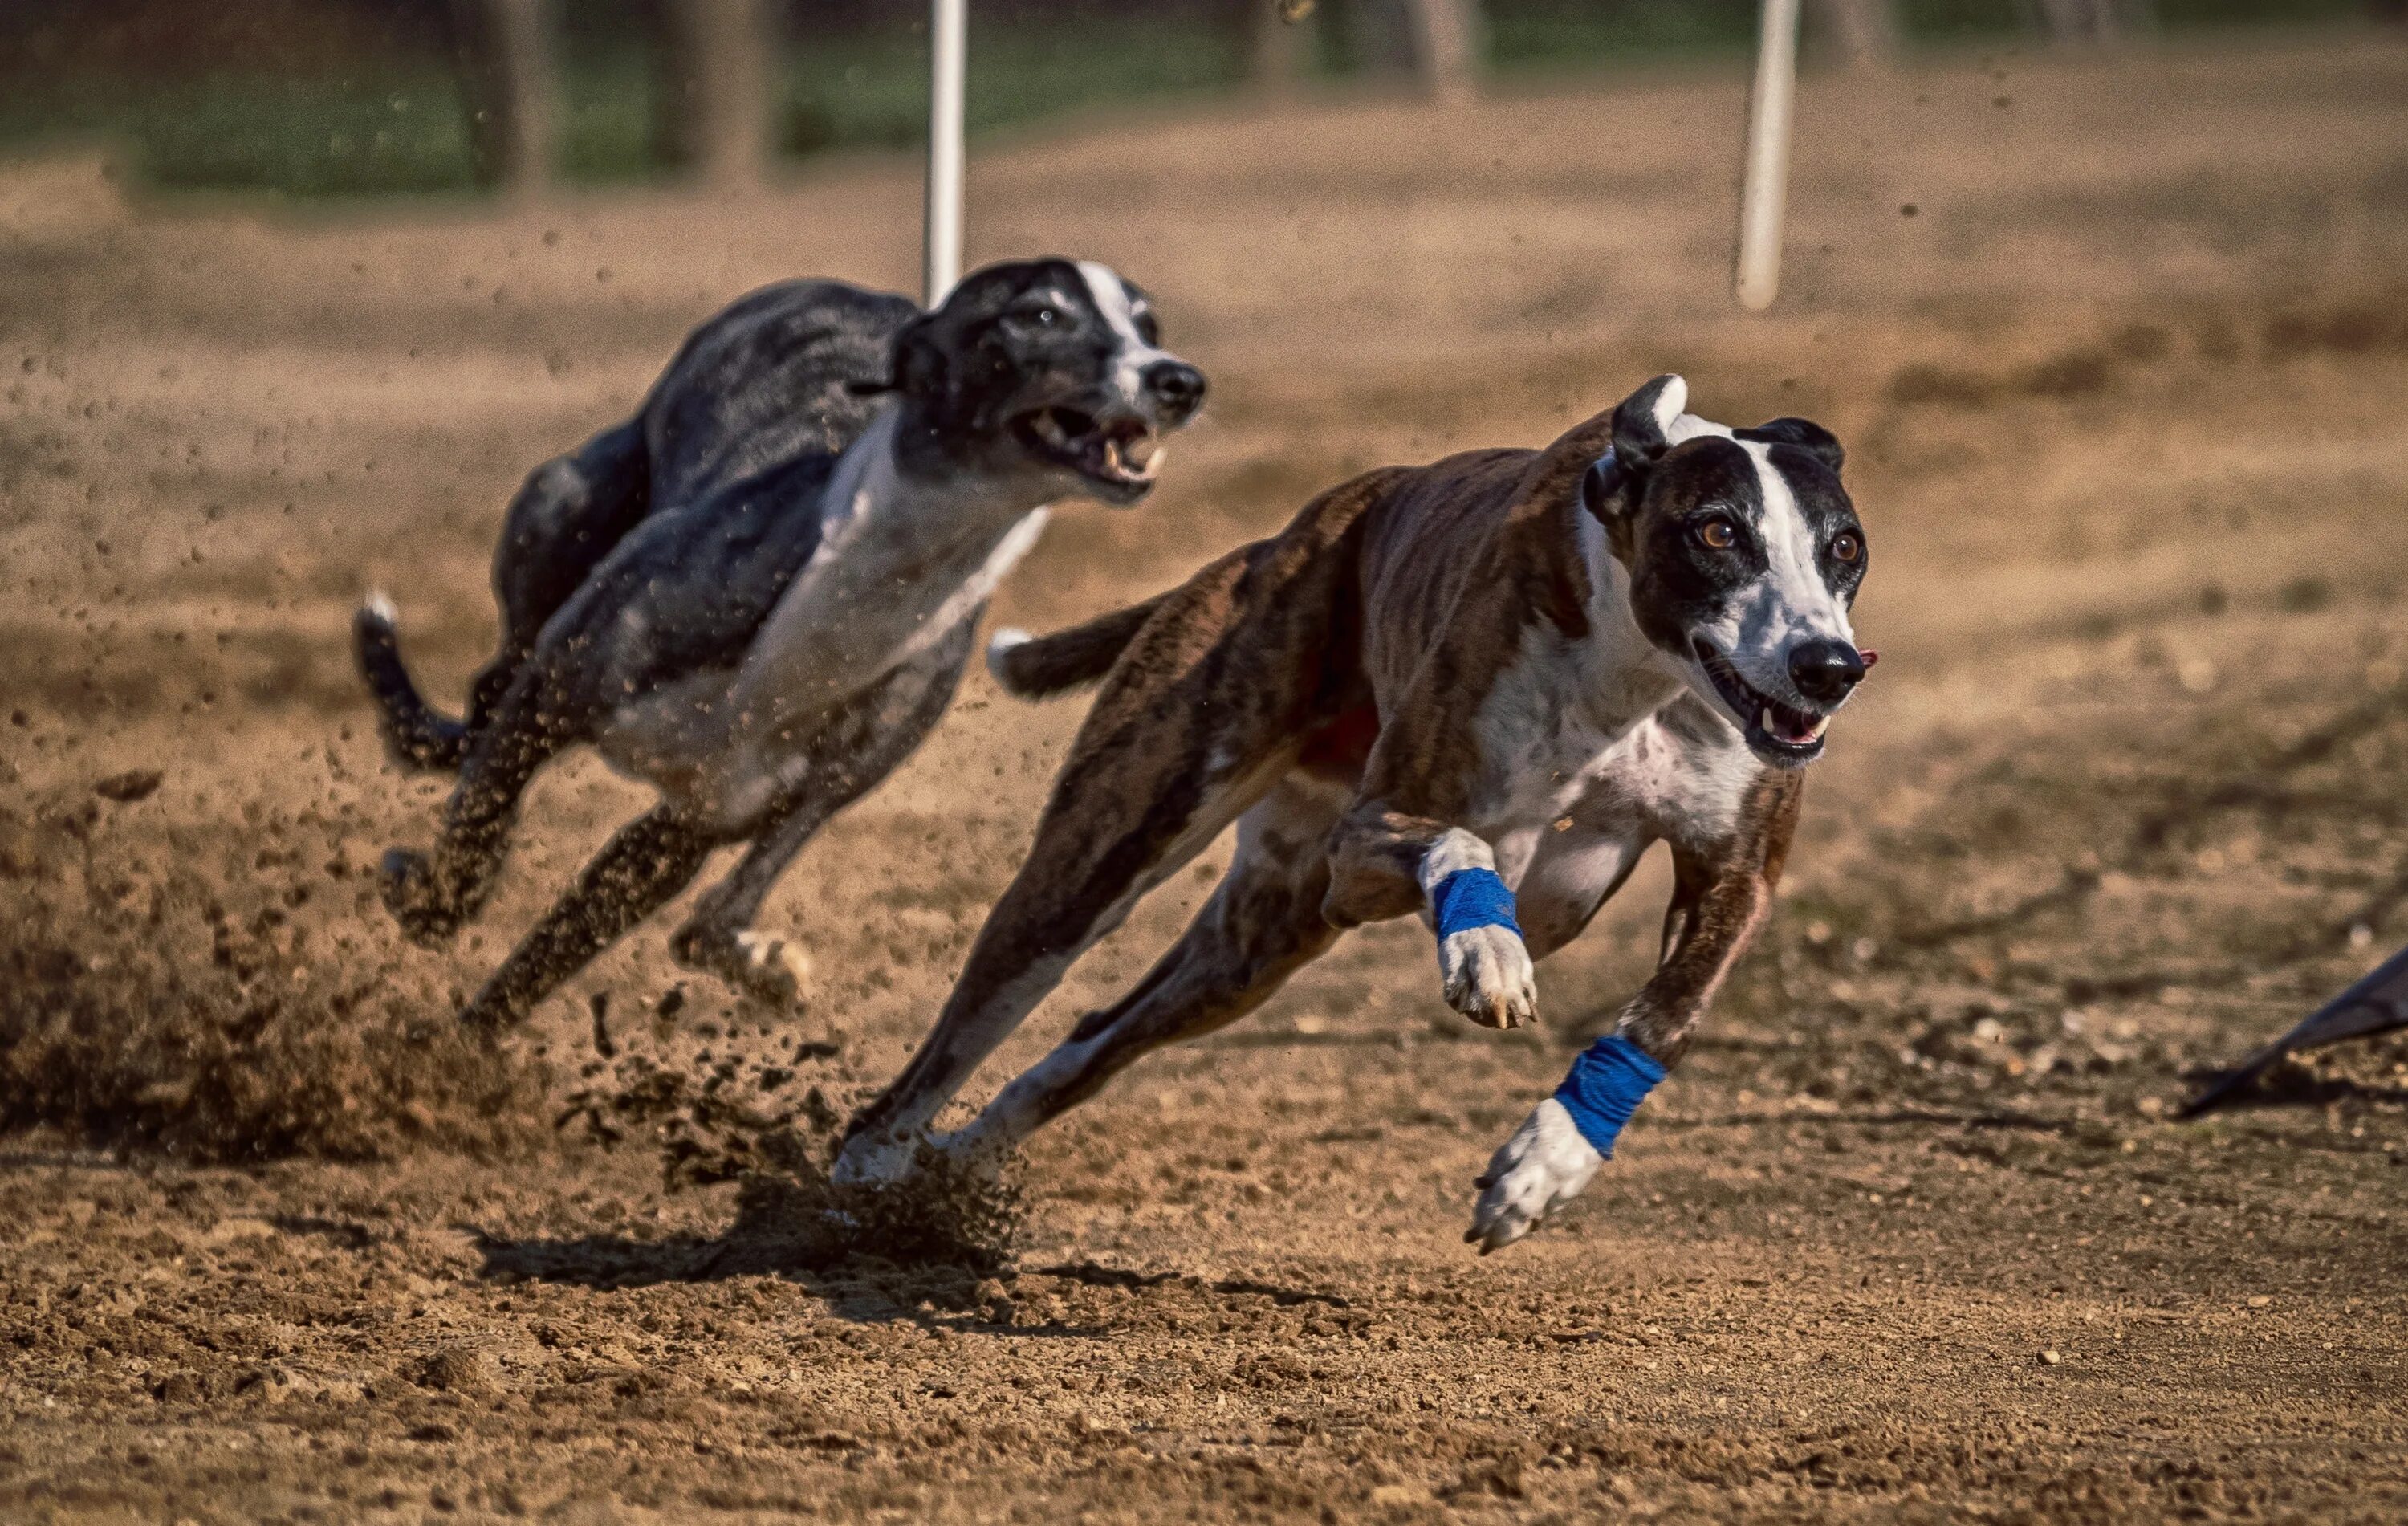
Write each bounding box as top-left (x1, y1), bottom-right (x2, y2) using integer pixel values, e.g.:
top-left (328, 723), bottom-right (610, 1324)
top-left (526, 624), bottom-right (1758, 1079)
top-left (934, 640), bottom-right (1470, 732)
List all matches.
top-left (459, 805), bottom-right (720, 1029)
top-left (1326, 807), bottom-right (1535, 1032)
top-left (1466, 777), bottom-right (1800, 1253)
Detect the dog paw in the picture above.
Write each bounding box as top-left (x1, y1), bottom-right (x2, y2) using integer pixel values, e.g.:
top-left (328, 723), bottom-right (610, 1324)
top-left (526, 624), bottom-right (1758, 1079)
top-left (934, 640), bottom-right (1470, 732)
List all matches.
top-left (833, 1124), bottom-right (925, 1188)
top-left (1438, 924), bottom-right (1537, 1029)
top-left (379, 848), bottom-right (463, 948)
top-left (673, 924), bottom-right (813, 1010)
top-left (1465, 1098), bottom-right (1601, 1255)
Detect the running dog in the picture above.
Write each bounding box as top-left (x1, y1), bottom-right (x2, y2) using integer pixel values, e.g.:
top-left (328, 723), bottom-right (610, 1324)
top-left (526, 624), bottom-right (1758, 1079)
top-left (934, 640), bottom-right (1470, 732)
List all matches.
top-left (357, 259), bottom-right (1206, 1029)
top-left (832, 374), bottom-right (1871, 1253)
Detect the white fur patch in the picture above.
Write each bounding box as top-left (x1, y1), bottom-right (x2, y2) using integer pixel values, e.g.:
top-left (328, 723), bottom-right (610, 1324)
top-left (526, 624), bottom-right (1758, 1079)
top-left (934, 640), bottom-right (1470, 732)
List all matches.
top-left (1649, 374), bottom-right (1689, 437)
top-left (596, 407), bottom-right (1052, 828)
top-left (1726, 438), bottom-right (1853, 704)
top-left (1417, 826), bottom-right (1499, 892)
top-left (986, 625), bottom-right (1031, 682)
top-left (1468, 1097), bottom-right (1603, 1253)
top-left (1076, 259), bottom-right (1172, 397)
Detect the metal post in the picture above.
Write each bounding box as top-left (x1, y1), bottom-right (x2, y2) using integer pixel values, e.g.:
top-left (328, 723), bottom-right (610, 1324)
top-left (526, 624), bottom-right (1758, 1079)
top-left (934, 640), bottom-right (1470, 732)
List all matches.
top-left (925, 0), bottom-right (967, 304)
top-left (1735, 0), bottom-right (1802, 312)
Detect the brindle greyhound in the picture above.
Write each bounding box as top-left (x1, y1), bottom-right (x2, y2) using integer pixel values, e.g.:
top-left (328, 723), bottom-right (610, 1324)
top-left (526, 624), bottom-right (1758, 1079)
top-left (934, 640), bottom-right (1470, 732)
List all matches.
top-left (832, 374), bottom-right (1872, 1253)
top-left (356, 260), bottom-right (1206, 1030)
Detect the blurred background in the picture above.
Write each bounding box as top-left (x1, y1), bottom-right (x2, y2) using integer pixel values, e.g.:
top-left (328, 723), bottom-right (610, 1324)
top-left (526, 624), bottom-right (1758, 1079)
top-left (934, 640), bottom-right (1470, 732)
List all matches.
top-left (0, 0), bottom-right (2386, 199)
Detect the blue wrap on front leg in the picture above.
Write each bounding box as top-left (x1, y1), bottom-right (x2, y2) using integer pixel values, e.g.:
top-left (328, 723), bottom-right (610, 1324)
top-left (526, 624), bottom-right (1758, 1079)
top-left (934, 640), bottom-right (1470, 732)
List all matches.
top-left (1552, 1034), bottom-right (1666, 1158)
top-left (1432, 868), bottom-right (1521, 938)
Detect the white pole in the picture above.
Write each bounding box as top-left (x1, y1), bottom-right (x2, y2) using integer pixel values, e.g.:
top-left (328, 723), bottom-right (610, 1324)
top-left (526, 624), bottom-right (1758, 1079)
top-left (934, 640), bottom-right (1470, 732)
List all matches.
top-left (1734, 0), bottom-right (1801, 313)
top-left (925, 0), bottom-right (967, 305)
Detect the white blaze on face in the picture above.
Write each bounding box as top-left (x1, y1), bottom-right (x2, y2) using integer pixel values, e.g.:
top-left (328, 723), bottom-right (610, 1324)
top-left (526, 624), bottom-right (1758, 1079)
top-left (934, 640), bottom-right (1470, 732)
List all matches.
top-left (1075, 259), bottom-right (1171, 400)
top-left (1727, 440), bottom-right (1853, 698)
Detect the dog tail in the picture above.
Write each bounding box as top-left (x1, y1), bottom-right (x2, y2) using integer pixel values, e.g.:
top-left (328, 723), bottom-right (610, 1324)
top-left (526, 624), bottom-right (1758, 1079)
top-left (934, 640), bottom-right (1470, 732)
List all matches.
top-left (353, 592), bottom-right (469, 772)
top-left (986, 593), bottom-right (1168, 700)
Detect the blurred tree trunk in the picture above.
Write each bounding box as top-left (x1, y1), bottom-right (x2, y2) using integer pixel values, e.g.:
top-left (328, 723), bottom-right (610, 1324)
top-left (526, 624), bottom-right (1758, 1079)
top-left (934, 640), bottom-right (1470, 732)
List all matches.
top-left (1345, 0), bottom-right (1419, 75)
top-left (2031, 0), bottom-right (2150, 43)
top-left (1253, 2), bottom-right (1311, 96)
top-left (1348, 0), bottom-right (1480, 101)
top-left (1405, 0), bottom-right (1481, 104)
top-left (452, 0), bottom-right (555, 194)
top-left (656, 0), bottom-right (779, 190)
top-left (1812, 0), bottom-right (1896, 70)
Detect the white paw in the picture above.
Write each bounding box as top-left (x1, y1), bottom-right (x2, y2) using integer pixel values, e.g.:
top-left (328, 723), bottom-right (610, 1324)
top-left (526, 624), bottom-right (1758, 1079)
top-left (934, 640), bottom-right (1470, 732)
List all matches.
top-left (832, 1125), bottom-right (1006, 1191)
top-left (1439, 924), bottom-right (1537, 1029)
top-left (1466, 1098), bottom-right (1601, 1255)
top-left (736, 930), bottom-right (813, 1001)
top-left (830, 1129), bottom-right (920, 1189)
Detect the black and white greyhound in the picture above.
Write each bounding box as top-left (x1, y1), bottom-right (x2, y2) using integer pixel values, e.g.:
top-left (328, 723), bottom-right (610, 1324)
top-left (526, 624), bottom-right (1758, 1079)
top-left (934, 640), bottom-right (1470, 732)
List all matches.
top-left (356, 259), bottom-right (1206, 1029)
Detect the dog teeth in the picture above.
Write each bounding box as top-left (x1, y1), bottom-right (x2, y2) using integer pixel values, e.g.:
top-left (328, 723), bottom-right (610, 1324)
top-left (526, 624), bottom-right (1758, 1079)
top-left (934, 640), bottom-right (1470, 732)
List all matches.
top-left (1806, 715), bottom-right (1829, 740)
top-left (1122, 434), bottom-right (1157, 468)
top-left (1759, 706), bottom-right (1774, 732)
top-left (1034, 413), bottom-right (1071, 448)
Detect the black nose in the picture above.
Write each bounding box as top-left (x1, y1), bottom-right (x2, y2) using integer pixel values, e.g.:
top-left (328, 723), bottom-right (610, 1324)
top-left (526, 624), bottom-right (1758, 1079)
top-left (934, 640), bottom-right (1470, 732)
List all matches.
top-left (1142, 360), bottom-right (1206, 418)
top-left (1788, 640), bottom-right (1865, 706)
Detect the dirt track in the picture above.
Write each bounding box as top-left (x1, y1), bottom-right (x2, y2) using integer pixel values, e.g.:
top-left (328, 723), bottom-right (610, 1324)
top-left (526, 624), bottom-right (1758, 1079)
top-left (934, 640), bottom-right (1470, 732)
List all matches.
top-left (3, 38), bottom-right (2407, 1523)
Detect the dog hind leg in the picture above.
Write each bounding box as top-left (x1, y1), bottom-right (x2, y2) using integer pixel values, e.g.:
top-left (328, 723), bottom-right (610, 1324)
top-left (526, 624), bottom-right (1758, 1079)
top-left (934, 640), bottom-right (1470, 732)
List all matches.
top-left (469, 421), bottom-right (655, 748)
top-left (834, 540), bottom-right (1353, 1185)
top-left (352, 422), bottom-right (650, 775)
top-left (673, 637), bottom-right (974, 1011)
top-left (669, 789), bottom-right (847, 1012)
top-left (944, 775), bottom-right (1345, 1172)
top-left (457, 805), bottom-right (722, 1030)
top-left (379, 657), bottom-right (595, 946)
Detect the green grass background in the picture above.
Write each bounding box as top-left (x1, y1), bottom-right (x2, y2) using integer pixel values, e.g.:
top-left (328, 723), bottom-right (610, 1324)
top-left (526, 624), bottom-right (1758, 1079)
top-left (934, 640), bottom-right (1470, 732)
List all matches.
top-left (0, 0), bottom-right (2373, 200)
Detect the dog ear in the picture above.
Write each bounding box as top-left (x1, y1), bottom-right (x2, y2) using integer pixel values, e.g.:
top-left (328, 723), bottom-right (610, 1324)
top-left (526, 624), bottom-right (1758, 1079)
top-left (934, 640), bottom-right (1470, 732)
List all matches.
top-left (884, 311), bottom-right (949, 405)
top-left (1579, 450), bottom-right (1626, 523)
top-left (1738, 417), bottom-right (1845, 476)
top-left (1610, 374), bottom-right (1686, 470)
top-left (1584, 374), bottom-right (1686, 523)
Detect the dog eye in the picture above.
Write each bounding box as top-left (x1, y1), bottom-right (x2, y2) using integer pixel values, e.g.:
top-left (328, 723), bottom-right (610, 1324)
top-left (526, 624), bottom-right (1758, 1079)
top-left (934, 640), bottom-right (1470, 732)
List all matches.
top-left (1133, 310), bottom-right (1161, 345)
top-left (1831, 531), bottom-right (1862, 564)
top-left (1696, 519), bottom-right (1737, 551)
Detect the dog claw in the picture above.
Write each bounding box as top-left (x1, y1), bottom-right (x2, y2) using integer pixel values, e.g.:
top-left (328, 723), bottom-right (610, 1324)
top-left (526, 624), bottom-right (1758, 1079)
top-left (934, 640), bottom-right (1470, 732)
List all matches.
top-left (1466, 1098), bottom-right (1602, 1254)
top-left (1438, 924), bottom-right (1538, 1031)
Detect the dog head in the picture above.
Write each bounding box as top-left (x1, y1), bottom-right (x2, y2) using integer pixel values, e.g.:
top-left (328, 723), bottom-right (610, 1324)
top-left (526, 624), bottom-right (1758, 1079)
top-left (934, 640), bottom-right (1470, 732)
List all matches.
top-left (881, 258), bottom-right (1206, 505)
top-left (1580, 374), bottom-right (1869, 768)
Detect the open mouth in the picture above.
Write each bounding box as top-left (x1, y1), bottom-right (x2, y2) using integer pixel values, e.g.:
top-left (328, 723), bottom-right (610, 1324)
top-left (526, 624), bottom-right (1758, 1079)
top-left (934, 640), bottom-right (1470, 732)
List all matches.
top-left (1014, 405), bottom-right (1163, 495)
top-left (1693, 639), bottom-right (1832, 763)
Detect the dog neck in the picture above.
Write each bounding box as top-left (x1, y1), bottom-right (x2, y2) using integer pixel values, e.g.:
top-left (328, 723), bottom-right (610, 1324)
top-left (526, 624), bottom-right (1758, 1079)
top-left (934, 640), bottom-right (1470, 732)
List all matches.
top-left (1562, 489), bottom-right (1692, 737)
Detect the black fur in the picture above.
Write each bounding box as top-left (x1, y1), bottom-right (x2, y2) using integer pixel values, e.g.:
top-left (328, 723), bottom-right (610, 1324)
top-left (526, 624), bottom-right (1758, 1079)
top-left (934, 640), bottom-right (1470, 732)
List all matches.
top-left (361, 260), bottom-right (1206, 1028)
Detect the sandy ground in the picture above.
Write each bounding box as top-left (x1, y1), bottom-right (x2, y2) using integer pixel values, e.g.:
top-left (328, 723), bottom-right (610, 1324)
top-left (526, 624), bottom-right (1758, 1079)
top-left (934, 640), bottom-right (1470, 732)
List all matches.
top-left (4, 35), bottom-right (2408, 1524)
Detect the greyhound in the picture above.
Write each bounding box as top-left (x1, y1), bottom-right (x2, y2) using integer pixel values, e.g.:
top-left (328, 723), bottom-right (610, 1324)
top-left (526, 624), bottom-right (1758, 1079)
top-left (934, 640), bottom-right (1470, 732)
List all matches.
top-left (356, 259), bottom-right (1206, 1029)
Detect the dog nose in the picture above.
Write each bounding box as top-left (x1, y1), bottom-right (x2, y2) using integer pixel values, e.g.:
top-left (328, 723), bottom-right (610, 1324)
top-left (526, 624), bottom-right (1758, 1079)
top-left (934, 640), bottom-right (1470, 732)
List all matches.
top-left (1141, 360), bottom-right (1206, 417)
top-left (1788, 640), bottom-right (1865, 706)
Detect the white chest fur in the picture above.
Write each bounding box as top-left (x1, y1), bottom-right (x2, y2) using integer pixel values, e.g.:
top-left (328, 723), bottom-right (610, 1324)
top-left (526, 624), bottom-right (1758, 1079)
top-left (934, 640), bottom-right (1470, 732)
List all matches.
top-left (599, 409), bottom-right (1051, 826)
top-left (1462, 508), bottom-right (1760, 941)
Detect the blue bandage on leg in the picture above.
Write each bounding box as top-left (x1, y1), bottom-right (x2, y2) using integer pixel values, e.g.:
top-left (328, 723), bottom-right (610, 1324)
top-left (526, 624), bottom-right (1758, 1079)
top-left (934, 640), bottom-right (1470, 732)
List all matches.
top-left (1552, 1034), bottom-right (1667, 1159)
top-left (1432, 868), bottom-right (1521, 938)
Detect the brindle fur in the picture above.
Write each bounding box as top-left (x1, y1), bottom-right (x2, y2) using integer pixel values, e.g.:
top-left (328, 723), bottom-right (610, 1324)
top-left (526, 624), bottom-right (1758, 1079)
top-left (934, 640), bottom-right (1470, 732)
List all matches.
top-left (840, 392), bottom-right (1828, 1206)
